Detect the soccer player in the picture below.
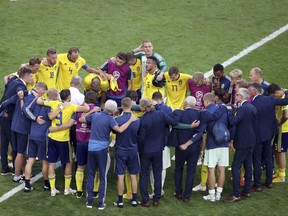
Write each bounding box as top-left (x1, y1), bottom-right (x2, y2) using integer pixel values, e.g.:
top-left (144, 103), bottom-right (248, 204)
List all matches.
top-left (132, 40), bottom-right (168, 85)
top-left (188, 72), bottom-right (212, 111)
top-left (202, 92), bottom-right (234, 202)
top-left (164, 66), bottom-right (191, 110)
top-left (56, 47), bottom-right (106, 90)
top-left (22, 82), bottom-right (49, 192)
top-left (113, 97), bottom-right (141, 208)
top-left (127, 52), bottom-right (143, 102)
top-left (0, 67), bottom-right (34, 178)
top-left (82, 73), bottom-right (110, 108)
top-left (228, 69), bottom-right (243, 109)
top-left (212, 63), bottom-right (231, 103)
top-left (267, 83), bottom-right (288, 183)
top-left (142, 56), bottom-right (165, 99)
top-left (249, 67), bottom-right (270, 95)
top-left (79, 100), bottom-right (137, 210)
top-left (39, 89), bottom-right (89, 196)
top-left (99, 52), bottom-right (132, 107)
top-left (37, 48), bottom-right (59, 90)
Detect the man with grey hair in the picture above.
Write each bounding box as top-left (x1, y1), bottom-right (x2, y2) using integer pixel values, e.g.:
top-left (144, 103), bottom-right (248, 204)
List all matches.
top-left (248, 83), bottom-right (288, 192)
top-left (173, 96), bottom-right (206, 202)
top-left (248, 67), bottom-right (270, 95)
top-left (225, 88), bottom-right (258, 203)
top-left (228, 69), bottom-right (243, 108)
top-left (79, 99), bottom-right (137, 210)
top-left (70, 75), bottom-right (84, 105)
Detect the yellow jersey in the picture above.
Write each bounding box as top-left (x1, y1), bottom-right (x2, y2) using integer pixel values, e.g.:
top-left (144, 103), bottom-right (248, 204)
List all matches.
top-left (37, 60), bottom-right (59, 89)
top-left (82, 73), bottom-right (109, 92)
top-left (276, 94), bottom-right (288, 133)
top-left (56, 53), bottom-right (87, 90)
top-left (44, 100), bottom-right (78, 142)
top-left (26, 73), bottom-right (38, 90)
top-left (130, 58), bottom-right (142, 91)
top-left (142, 70), bottom-right (165, 100)
top-left (164, 72), bottom-right (191, 110)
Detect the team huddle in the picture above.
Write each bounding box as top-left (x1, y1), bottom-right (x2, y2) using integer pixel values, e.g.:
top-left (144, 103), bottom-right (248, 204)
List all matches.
top-left (0, 40), bottom-right (287, 210)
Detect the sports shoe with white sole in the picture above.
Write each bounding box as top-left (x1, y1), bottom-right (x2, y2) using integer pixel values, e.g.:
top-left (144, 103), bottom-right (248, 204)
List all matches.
top-left (203, 194), bottom-right (216, 202)
top-left (86, 202), bottom-right (93, 209)
top-left (64, 188), bottom-right (76, 195)
top-left (98, 203), bottom-right (106, 210)
top-left (113, 201), bottom-right (124, 208)
top-left (192, 184), bottom-right (206, 192)
top-left (24, 186), bottom-right (33, 192)
top-left (215, 192), bottom-right (221, 201)
top-left (51, 189), bottom-right (60, 197)
top-left (131, 200), bottom-right (138, 207)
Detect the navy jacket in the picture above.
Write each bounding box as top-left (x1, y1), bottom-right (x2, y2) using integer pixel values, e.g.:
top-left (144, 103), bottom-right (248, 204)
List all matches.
top-left (233, 101), bottom-right (258, 149)
top-left (138, 110), bottom-right (180, 153)
top-left (169, 108), bottom-right (206, 147)
top-left (251, 93), bottom-right (288, 143)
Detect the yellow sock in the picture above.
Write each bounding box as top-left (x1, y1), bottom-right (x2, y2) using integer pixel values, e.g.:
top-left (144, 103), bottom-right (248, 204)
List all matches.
top-left (94, 172), bottom-right (100, 192)
top-left (49, 174), bottom-right (56, 190)
top-left (279, 168), bottom-right (286, 178)
top-left (200, 165), bottom-right (208, 187)
top-left (125, 172), bottom-right (132, 195)
top-left (75, 169), bottom-right (84, 192)
top-left (64, 175), bottom-right (72, 189)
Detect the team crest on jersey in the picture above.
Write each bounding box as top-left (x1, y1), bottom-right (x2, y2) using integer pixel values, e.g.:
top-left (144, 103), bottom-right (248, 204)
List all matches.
top-left (221, 84), bottom-right (225, 89)
top-left (137, 66), bottom-right (140, 72)
top-left (179, 80), bottom-right (183, 85)
top-left (75, 62), bottom-right (79, 69)
top-left (113, 71), bottom-right (121, 80)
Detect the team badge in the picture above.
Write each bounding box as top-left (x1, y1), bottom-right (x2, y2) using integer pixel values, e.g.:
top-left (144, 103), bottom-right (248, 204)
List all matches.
top-left (221, 84), bottom-right (225, 89)
top-left (113, 71), bottom-right (121, 80)
top-left (75, 62), bottom-right (79, 69)
top-left (137, 66), bottom-right (140, 72)
top-left (179, 80), bottom-right (183, 85)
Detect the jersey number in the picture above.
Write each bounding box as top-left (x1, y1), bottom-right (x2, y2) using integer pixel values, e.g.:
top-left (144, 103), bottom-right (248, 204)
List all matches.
top-left (69, 67), bottom-right (73, 74)
top-left (56, 112), bottom-right (63, 126)
top-left (50, 72), bottom-right (54, 78)
top-left (172, 85), bottom-right (178, 91)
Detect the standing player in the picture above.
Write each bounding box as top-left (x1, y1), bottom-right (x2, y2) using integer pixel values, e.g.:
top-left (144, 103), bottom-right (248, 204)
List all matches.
top-left (212, 63), bottom-right (231, 103)
top-left (142, 56), bottom-right (165, 99)
top-left (22, 82), bottom-right (50, 192)
top-left (79, 100), bottom-right (137, 210)
top-left (127, 52), bottom-right (143, 102)
top-left (37, 48), bottom-right (59, 90)
top-left (56, 47), bottom-right (106, 90)
top-left (249, 67), bottom-right (270, 95)
top-left (164, 66), bottom-right (191, 110)
top-left (113, 98), bottom-right (141, 208)
top-left (99, 52), bottom-right (132, 107)
top-left (39, 89), bottom-right (89, 196)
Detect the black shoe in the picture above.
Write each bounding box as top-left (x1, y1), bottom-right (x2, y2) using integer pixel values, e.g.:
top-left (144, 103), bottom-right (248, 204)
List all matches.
top-left (24, 186), bottom-right (33, 192)
top-left (92, 192), bottom-right (98, 199)
top-left (43, 185), bottom-right (51, 191)
top-left (1, 167), bottom-right (13, 176)
top-left (113, 201), bottom-right (124, 208)
top-left (76, 191), bottom-right (83, 198)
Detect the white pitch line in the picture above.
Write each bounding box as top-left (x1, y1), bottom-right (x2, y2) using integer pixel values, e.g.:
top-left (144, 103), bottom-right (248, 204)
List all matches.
top-left (204, 24), bottom-right (288, 78)
top-left (0, 161), bottom-right (62, 203)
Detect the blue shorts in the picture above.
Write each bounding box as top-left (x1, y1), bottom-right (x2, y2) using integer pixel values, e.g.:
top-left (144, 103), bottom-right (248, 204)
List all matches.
top-left (11, 131), bottom-right (28, 154)
top-left (76, 142), bottom-right (88, 166)
top-left (273, 133), bottom-right (288, 152)
top-left (47, 138), bottom-right (71, 164)
top-left (28, 139), bottom-right (47, 160)
top-left (114, 152), bottom-right (140, 175)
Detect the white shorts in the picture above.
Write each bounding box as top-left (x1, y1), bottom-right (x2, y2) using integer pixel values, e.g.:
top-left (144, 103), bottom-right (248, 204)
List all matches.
top-left (203, 147), bottom-right (229, 168)
top-left (162, 146), bottom-right (171, 169)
